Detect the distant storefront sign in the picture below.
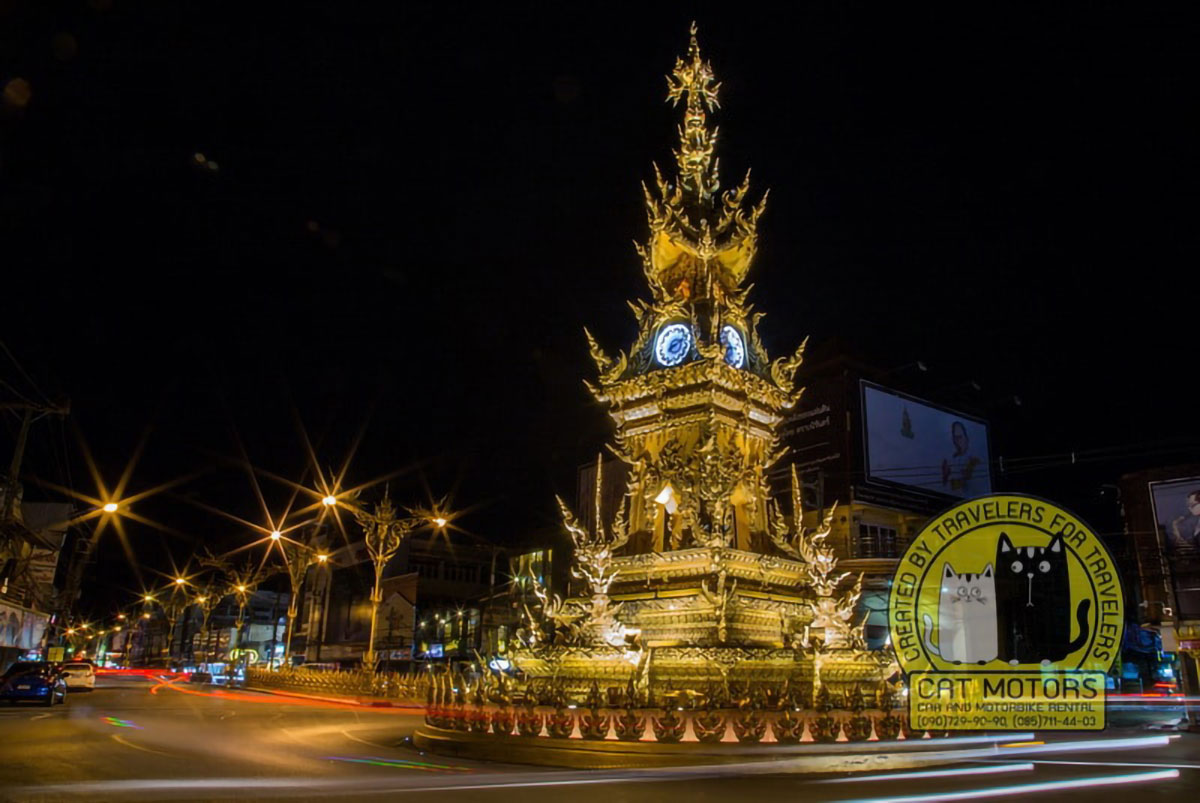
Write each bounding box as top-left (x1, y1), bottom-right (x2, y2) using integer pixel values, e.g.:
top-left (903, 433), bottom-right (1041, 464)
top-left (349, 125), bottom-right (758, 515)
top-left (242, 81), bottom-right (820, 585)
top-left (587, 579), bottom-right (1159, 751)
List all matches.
top-left (889, 494), bottom-right (1123, 731)
top-left (229, 647), bottom-right (261, 664)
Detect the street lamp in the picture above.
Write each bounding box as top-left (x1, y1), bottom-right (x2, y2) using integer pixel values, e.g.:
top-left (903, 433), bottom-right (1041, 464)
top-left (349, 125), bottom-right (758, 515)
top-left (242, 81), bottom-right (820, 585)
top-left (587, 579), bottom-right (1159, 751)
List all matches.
top-left (322, 495), bottom-right (337, 507)
top-left (353, 490), bottom-right (424, 670)
top-left (192, 585), bottom-right (224, 667)
top-left (223, 564), bottom-right (263, 660)
top-left (275, 536), bottom-right (323, 669)
top-left (102, 502), bottom-right (118, 513)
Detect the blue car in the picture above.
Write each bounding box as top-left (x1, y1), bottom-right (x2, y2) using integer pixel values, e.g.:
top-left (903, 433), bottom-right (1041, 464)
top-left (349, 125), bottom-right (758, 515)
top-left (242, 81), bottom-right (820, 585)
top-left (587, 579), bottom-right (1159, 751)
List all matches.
top-left (0, 662), bottom-right (68, 706)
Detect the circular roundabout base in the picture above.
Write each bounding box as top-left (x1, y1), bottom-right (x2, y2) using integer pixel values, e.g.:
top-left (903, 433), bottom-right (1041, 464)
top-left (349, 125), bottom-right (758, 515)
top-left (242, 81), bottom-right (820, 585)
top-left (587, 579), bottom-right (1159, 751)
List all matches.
top-left (413, 725), bottom-right (1006, 771)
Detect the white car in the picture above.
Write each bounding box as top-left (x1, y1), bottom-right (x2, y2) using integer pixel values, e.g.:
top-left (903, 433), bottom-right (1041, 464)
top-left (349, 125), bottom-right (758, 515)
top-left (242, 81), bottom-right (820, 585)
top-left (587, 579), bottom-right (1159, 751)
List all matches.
top-left (60, 661), bottom-right (95, 691)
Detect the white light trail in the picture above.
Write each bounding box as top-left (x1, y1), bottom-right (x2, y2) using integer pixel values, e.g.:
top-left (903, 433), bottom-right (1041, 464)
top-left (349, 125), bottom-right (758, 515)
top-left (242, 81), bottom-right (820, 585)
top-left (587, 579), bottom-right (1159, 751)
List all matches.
top-left (822, 763), bottom-right (1034, 784)
top-left (1017, 759), bottom-right (1200, 770)
top-left (841, 769), bottom-right (1179, 803)
top-left (995, 735), bottom-right (1170, 756)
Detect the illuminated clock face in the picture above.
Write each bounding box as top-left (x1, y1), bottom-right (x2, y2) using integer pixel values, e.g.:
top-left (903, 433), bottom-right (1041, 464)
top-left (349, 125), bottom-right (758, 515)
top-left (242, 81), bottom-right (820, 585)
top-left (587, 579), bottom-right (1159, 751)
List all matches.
top-left (720, 325), bottom-right (746, 369)
top-left (654, 323), bottom-right (693, 367)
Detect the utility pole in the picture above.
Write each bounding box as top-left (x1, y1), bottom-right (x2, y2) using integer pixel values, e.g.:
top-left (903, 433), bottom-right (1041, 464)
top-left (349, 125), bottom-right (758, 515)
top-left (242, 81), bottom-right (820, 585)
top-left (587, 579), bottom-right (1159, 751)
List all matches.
top-left (2, 399), bottom-right (70, 521)
top-left (2, 399), bottom-right (70, 601)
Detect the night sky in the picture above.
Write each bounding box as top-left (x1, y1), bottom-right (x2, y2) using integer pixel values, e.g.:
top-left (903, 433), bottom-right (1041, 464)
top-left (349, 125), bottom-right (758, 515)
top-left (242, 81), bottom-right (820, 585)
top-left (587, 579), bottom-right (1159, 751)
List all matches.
top-left (2, 4), bottom-right (1194, 613)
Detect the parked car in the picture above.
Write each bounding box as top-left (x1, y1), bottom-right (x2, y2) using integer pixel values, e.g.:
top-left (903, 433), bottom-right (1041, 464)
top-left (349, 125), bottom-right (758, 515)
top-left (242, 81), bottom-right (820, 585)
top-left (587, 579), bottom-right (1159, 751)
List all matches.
top-left (60, 661), bottom-right (96, 691)
top-left (0, 662), bottom-right (68, 706)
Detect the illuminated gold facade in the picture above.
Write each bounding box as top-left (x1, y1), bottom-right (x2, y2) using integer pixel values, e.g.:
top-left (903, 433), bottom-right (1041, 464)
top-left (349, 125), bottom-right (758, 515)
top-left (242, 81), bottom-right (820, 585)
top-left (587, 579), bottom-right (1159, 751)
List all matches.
top-left (505, 25), bottom-right (894, 708)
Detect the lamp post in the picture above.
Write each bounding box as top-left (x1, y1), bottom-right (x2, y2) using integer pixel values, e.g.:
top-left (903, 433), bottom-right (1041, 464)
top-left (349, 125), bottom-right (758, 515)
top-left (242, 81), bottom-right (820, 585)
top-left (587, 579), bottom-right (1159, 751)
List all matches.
top-left (160, 578), bottom-right (191, 665)
top-left (352, 491), bottom-right (423, 670)
top-left (229, 575), bottom-right (256, 651)
top-left (192, 586), bottom-right (223, 666)
top-left (277, 537), bottom-right (323, 669)
top-left (139, 596), bottom-right (160, 666)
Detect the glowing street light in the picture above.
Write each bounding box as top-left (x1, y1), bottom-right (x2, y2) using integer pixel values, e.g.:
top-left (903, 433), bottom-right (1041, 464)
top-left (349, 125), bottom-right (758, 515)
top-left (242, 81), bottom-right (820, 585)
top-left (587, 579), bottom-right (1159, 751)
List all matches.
top-left (102, 502), bottom-right (119, 513)
top-left (316, 553), bottom-right (329, 563)
top-left (322, 495), bottom-right (337, 507)
top-left (354, 490), bottom-right (423, 668)
top-left (433, 516), bottom-right (448, 529)
top-left (270, 530), bottom-right (282, 541)
top-left (174, 577), bottom-right (187, 586)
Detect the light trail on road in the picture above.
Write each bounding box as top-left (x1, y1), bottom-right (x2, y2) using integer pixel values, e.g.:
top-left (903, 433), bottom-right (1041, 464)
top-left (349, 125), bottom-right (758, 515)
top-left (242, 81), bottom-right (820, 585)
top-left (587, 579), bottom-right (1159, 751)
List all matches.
top-left (840, 768), bottom-right (1180, 803)
top-left (146, 674), bottom-right (423, 714)
top-left (821, 762), bottom-right (1035, 783)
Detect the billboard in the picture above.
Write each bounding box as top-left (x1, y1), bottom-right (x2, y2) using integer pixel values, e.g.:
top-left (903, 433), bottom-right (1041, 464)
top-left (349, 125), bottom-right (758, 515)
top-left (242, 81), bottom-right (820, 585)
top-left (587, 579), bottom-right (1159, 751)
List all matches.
top-left (862, 382), bottom-right (992, 499)
top-left (0, 600), bottom-right (49, 651)
top-left (1149, 476), bottom-right (1200, 555)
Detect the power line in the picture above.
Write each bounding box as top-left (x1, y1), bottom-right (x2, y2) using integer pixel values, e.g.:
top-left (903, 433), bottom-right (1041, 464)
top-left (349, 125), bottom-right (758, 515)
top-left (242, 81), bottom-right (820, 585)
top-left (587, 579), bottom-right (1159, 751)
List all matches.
top-left (0, 339), bottom-right (53, 407)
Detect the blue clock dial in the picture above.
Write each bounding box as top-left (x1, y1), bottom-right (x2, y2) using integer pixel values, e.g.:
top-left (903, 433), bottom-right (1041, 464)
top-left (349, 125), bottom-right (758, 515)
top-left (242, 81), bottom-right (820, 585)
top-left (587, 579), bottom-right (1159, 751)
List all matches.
top-left (654, 323), bottom-right (693, 367)
top-left (720, 325), bottom-right (746, 369)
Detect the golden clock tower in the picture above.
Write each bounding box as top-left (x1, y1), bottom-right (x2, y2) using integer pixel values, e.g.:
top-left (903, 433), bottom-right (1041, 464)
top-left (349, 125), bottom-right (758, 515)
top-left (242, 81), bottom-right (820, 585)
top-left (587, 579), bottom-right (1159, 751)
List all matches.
top-left (509, 25), bottom-right (888, 704)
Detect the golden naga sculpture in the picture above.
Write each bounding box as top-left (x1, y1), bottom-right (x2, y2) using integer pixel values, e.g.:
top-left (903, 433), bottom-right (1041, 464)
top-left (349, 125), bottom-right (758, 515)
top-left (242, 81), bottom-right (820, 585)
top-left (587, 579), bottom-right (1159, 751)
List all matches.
top-left (504, 23), bottom-right (887, 718)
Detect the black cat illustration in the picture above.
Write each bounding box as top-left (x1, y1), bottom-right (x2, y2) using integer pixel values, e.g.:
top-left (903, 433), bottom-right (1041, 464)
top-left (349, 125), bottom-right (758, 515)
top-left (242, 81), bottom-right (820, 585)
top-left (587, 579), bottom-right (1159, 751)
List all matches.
top-left (995, 531), bottom-right (1091, 665)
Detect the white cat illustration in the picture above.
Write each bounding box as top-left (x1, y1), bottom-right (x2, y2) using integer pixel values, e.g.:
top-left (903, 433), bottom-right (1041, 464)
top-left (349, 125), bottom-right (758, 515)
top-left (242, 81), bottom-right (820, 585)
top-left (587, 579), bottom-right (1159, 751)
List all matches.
top-left (921, 563), bottom-right (998, 664)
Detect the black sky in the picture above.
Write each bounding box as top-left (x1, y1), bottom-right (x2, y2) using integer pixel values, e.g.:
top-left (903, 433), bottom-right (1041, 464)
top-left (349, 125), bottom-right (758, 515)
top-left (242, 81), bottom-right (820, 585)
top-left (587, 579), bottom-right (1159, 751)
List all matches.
top-left (1, 3), bottom-right (1194, 612)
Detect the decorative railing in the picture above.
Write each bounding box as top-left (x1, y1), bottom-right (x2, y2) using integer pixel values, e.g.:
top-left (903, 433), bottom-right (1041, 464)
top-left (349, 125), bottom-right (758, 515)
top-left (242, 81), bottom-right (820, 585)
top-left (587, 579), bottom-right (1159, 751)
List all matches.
top-left (244, 665), bottom-right (430, 702)
top-left (422, 700), bottom-right (945, 743)
top-left (245, 666), bottom-right (940, 747)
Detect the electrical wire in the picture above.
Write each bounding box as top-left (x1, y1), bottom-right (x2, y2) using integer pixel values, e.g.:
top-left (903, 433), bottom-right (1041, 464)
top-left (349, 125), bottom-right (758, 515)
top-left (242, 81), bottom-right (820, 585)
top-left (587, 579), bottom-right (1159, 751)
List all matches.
top-left (0, 339), bottom-right (53, 407)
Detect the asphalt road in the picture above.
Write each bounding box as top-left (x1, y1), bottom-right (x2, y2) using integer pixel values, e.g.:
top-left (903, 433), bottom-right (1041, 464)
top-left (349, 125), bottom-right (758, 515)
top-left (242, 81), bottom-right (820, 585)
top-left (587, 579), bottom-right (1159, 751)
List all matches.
top-left (0, 675), bottom-right (1196, 802)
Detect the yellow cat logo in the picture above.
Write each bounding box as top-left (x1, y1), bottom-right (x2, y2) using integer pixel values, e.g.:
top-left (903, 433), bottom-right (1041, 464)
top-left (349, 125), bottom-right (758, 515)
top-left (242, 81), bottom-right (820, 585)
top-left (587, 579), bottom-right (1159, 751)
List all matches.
top-left (888, 494), bottom-right (1123, 731)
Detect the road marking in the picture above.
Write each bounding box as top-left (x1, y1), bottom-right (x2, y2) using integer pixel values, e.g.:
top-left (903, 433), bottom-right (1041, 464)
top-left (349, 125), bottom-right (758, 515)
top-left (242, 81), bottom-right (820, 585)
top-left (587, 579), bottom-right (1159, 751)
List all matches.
top-left (340, 728), bottom-right (393, 749)
top-left (30, 712), bottom-right (55, 720)
top-left (110, 733), bottom-right (175, 757)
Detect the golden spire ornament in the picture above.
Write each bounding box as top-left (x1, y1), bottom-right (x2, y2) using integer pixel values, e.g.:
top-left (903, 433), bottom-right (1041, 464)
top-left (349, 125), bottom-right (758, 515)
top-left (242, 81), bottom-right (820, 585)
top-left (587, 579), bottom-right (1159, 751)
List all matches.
top-left (639, 23), bottom-right (769, 303)
top-left (667, 21), bottom-right (722, 203)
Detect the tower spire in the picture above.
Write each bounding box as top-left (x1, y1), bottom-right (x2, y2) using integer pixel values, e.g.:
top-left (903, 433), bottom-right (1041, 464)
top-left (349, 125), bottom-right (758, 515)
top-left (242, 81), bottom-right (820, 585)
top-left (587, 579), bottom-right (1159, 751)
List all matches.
top-left (666, 22), bottom-right (721, 203)
top-left (640, 23), bottom-right (766, 301)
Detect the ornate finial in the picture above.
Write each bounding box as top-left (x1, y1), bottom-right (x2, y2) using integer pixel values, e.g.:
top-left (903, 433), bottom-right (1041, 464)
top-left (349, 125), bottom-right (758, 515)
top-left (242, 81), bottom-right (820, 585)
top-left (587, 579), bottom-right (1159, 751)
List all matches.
top-left (640, 24), bottom-right (767, 299)
top-left (666, 22), bottom-right (721, 202)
